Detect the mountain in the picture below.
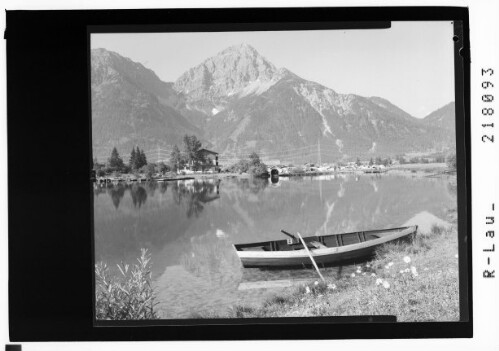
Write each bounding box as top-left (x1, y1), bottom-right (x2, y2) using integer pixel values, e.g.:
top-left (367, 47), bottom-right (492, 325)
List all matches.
top-left (91, 48), bottom-right (200, 161)
top-left (91, 45), bottom-right (456, 164)
top-left (421, 102), bottom-right (456, 152)
top-left (173, 44), bottom-right (280, 116)
top-left (203, 70), bottom-right (449, 161)
top-left (423, 102), bottom-right (455, 131)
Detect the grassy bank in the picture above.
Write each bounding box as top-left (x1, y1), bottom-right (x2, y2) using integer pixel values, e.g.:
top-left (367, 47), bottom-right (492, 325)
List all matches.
top-left (211, 221), bottom-right (459, 321)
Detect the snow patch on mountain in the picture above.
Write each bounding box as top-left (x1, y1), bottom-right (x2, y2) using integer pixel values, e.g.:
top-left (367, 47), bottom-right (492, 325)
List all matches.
top-left (294, 83), bottom-right (338, 136)
top-left (369, 142), bottom-right (377, 153)
top-left (335, 139), bottom-right (344, 153)
top-left (238, 78), bottom-right (278, 97)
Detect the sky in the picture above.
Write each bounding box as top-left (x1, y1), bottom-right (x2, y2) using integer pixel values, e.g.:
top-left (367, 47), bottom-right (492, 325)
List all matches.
top-left (91, 21), bottom-right (455, 118)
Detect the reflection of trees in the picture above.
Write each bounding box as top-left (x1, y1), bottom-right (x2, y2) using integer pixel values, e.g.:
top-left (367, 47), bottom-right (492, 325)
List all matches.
top-left (130, 184), bottom-right (147, 208)
top-left (93, 185), bottom-right (106, 197)
top-left (159, 182), bottom-right (168, 194)
top-left (146, 182), bottom-right (157, 197)
top-left (171, 180), bottom-right (221, 218)
top-left (232, 178), bottom-right (268, 194)
top-left (250, 177), bottom-right (268, 194)
top-left (107, 184), bottom-right (126, 209)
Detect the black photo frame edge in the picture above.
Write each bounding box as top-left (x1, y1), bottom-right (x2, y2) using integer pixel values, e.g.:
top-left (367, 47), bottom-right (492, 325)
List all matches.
top-left (6, 6), bottom-right (471, 341)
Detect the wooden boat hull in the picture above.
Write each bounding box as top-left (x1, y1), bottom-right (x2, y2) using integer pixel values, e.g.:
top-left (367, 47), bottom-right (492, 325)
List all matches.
top-left (234, 226), bottom-right (417, 268)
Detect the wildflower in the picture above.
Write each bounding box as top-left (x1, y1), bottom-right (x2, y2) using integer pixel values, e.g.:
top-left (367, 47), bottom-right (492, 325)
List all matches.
top-left (404, 268), bottom-right (410, 273)
top-left (357, 266), bottom-right (361, 270)
top-left (424, 268), bottom-right (429, 271)
top-left (382, 281), bottom-right (390, 289)
top-left (362, 272), bottom-right (366, 276)
top-left (371, 273), bottom-right (376, 277)
top-left (388, 262), bottom-right (394, 267)
top-left (305, 286), bottom-right (311, 294)
top-left (399, 270), bottom-right (404, 274)
top-left (356, 268), bottom-right (362, 274)
top-left (314, 281), bottom-right (319, 286)
top-left (366, 264), bottom-right (370, 268)
top-left (403, 256), bottom-right (411, 264)
top-left (351, 273), bottom-right (356, 278)
top-left (411, 266), bottom-right (418, 277)
top-left (384, 265), bottom-right (389, 269)
top-left (327, 283), bottom-right (337, 290)
top-left (375, 278), bottom-right (383, 285)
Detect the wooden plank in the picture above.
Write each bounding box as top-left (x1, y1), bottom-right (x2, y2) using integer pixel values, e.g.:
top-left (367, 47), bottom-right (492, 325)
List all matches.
top-left (357, 232), bottom-right (363, 243)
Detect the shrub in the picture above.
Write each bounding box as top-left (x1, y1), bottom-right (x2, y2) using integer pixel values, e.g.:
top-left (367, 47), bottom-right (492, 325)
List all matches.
top-left (431, 224), bottom-right (445, 236)
top-left (95, 248), bottom-right (159, 320)
top-left (290, 167), bottom-right (305, 175)
top-left (446, 154), bottom-right (457, 170)
top-left (249, 163), bottom-right (269, 177)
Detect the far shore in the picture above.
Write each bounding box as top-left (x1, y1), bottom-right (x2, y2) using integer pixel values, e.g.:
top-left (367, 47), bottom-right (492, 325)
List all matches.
top-left (94, 163), bottom-right (455, 184)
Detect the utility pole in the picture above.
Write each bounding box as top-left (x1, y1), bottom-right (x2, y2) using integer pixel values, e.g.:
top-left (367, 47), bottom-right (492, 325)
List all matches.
top-left (318, 139), bottom-right (321, 166)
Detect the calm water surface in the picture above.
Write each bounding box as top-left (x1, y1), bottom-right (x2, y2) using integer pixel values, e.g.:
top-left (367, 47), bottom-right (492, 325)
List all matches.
top-left (93, 174), bottom-right (457, 318)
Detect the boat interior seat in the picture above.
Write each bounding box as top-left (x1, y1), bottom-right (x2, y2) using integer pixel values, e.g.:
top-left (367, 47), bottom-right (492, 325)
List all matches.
top-left (309, 241), bottom-right (328, 249)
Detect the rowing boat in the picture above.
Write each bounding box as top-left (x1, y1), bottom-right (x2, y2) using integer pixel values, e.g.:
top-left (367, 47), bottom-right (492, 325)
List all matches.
top-left (234, 225), bottom-right (418, 268)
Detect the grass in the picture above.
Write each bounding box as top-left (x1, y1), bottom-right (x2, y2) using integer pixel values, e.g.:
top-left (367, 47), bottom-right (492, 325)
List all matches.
top-left (206, 224), bottom-right (460, 322)
top-left (95, 248), bottom-right (160, 320)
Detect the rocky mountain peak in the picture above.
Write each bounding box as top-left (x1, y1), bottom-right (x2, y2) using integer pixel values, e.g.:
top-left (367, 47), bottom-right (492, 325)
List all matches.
top-left (173, 44), bottom-right (280, 113)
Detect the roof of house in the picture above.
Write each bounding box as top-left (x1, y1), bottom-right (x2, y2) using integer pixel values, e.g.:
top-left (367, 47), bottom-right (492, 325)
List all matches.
top-left (198, 148), bottom-right (219, 155)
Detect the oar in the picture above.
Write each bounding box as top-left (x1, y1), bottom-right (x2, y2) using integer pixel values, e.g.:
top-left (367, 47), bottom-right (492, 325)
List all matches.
top-left (296, 231), bottom-right (326, 283)
top-left (281, 229), bottom-right (297, 240)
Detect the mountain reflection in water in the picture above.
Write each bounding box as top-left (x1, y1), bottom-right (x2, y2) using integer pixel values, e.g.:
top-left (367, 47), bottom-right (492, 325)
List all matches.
top-left (93, 174), bottom-right (457, 318)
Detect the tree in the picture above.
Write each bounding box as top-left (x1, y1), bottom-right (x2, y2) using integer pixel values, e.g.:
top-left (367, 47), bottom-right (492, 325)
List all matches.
top-left (139, 148), bottom-right (147, 168)
top-left (133, 147), bottom-right (147, 169)
top-left (355, 157), bottom-right (361, 167)
top-left (158, 162), bottom-right (169, 174)
top-left (375, 156), bottom-right (382, 165)
top-left (129, 148), bottom-right (137, 170)
top-left (170, 145), bottom-right (183, 171)
top-left (249, 152), bottom-right (261, 166)
top-left (249, 162), bottom-right (269, 177)
top-left (129, 146), bottom-right (147, 170)
top-left (183, 135), bottom-right (203, 168)
top-left (107, 147), bottom-right (125, 172)
top-left (146, 163), bottom-right (156, 179)
top-left (369, 158), bottom-right (374, 166)
top-left (396, 154), bottom-right (406, 164)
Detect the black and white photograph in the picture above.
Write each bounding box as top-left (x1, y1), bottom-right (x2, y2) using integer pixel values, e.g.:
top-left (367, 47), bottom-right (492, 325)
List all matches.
top-left (91, 22), bottom-right (460, 322)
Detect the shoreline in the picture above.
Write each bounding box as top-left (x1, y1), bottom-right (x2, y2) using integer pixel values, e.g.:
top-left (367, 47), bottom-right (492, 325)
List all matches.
top-left (94, 163), bottom-right (455, 184)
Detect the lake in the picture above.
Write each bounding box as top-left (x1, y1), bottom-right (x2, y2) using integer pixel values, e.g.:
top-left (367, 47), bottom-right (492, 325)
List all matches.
top-left (93, 173), bottom-right (457, 318)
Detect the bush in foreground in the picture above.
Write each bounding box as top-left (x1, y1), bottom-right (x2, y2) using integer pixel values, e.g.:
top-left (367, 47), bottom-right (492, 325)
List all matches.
top-left (95, 248), bottom-right (159, 320)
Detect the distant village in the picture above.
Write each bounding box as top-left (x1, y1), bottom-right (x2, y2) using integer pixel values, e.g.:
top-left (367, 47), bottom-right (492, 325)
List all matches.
top-left (92, 134), bottom-right (455, 184)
